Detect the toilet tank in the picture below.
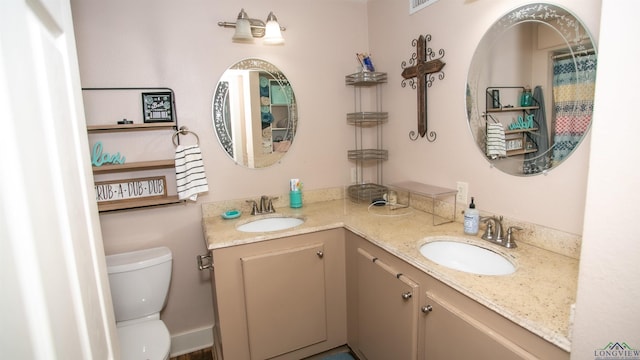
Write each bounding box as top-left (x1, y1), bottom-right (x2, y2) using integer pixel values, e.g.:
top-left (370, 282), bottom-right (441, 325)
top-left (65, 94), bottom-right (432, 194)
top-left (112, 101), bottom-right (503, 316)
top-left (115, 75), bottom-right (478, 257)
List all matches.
top-left (106, 247), bottom-right (172, 322)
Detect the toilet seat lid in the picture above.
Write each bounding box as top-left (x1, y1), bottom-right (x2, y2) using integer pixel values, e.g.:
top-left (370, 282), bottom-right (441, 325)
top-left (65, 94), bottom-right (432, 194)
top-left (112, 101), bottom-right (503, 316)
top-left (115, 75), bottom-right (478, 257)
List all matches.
top-left (117, 320), bottom-right (170, 360)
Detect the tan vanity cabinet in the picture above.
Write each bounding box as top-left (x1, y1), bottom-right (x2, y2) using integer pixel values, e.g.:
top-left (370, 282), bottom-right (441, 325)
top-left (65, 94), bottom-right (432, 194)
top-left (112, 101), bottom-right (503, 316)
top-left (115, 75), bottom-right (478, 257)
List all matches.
top-left (210, 229), bottom-right (347, 360)
top-left (346, 231), bottom-right (421, 360)
top-left (418, 272), bottom-right (569, 360)
top-left (421, 291), bottom-right (533, 359)
top-left (346, 231), bottom-right (569, 360)
top-left (416, 262), bottom-right (569, 360)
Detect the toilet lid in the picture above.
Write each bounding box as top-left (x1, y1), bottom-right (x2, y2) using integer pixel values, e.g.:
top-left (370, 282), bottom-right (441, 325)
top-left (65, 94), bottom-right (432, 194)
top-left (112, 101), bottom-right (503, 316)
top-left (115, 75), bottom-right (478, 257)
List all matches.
top-left (117, 320), bottom-right (170, 360)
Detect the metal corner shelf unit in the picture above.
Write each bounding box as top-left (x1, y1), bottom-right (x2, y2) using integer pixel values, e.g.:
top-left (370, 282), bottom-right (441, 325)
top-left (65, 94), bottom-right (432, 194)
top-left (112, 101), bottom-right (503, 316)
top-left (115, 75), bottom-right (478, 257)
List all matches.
top-left (84, 87), bottom-right (184, 212)
top-left (345, 71), bottom-right (388, 203)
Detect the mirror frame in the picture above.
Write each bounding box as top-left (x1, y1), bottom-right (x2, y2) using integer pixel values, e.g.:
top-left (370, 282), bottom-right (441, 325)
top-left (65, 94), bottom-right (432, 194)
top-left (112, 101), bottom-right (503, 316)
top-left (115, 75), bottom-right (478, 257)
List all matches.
top-left (466, 3), bottom-right (597, 176)
top-left (213, 58), bottom-right (298, 168)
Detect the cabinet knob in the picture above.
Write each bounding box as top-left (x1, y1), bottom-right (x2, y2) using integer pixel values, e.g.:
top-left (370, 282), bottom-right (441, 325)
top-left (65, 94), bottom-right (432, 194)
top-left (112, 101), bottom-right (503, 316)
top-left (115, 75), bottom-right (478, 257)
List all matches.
top-left (316, 250), bottom-right (324, 258)
top-left (421, 305), bottom-right (433, 314)
top-left (402, 292), bottom-right (413, 300)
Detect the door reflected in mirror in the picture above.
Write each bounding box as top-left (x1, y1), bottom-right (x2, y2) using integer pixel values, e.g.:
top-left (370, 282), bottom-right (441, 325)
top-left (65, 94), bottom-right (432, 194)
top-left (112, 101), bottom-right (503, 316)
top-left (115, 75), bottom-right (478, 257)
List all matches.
top-left (466, 4), bottom-right (597, 176)
top-left (213, 58), bottom-right (297, 168)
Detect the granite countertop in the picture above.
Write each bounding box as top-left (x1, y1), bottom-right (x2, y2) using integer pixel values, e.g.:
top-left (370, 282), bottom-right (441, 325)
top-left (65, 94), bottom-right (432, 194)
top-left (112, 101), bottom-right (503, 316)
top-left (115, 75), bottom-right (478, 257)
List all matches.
top-left (202, 197), bottom-right (578, 352)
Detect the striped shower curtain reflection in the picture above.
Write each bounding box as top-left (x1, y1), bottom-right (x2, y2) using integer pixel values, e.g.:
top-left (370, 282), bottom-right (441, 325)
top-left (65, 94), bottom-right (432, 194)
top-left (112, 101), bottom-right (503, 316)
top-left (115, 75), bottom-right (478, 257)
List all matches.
top-left (552, 54), bottom-right (598, 164)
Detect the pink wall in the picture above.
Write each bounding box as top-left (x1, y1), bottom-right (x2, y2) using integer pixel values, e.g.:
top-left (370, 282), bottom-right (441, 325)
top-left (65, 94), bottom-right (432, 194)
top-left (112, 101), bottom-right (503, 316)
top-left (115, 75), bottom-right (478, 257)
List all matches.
top-left (71, 0), bottom-right (602, 341)
top-left (367, 0), bottom-right (601, 235)
top-left (71, 0), bottom-right (370, 336)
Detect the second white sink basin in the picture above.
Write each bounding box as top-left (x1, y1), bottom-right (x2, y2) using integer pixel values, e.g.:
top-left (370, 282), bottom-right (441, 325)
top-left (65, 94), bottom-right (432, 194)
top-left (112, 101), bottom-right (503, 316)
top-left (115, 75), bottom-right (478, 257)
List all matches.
top-left (236, 216), bottom-right (305, 233)
top-left (419, 238), bottom-right (515, 276)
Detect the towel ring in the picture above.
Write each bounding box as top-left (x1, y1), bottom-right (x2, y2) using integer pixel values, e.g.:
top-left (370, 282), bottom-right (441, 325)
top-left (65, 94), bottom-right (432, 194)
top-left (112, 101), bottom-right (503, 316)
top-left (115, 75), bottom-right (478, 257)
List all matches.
top-left (483, 113), bottom-right (500, 124)
top-left (173, 126), bottom-right (200, 147)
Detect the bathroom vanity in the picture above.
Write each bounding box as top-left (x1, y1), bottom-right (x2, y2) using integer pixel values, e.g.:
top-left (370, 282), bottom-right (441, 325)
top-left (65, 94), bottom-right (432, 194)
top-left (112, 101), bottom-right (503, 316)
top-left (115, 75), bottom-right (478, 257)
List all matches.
top-left (207, 229), bottom-right (347, 360)
top-left (202, 195), bottom-right (577, 360)
top-left (346, 231), bottom-right (568, 360)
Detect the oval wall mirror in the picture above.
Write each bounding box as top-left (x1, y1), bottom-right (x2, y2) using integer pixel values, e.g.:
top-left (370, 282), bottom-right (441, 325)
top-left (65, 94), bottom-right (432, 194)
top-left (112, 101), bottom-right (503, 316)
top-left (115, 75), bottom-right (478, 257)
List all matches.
top-left (213, 58), bottom-right (298, 168)
top-left (466, 3), bottom-right (597, 175)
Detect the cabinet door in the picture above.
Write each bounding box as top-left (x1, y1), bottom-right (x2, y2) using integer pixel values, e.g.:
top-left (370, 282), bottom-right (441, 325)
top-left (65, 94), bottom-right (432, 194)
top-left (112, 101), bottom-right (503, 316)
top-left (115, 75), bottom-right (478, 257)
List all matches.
top-left (356, 248), bottom-right (419, 360)
top-left (423, 292), bottom-right (534, 360)
top-left (241, 243), bottom-right (327, 360)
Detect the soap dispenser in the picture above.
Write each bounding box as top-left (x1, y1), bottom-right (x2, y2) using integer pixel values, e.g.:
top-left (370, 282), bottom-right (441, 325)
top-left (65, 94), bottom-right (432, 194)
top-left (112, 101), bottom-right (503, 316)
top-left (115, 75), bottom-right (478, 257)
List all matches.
top-left (464, 197), bottom-right (480, 235)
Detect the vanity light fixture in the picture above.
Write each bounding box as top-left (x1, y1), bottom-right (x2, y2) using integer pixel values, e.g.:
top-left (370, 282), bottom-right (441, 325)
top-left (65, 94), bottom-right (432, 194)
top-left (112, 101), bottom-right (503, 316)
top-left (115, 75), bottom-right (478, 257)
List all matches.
top-left (218, 9), bottom-right (286, 45)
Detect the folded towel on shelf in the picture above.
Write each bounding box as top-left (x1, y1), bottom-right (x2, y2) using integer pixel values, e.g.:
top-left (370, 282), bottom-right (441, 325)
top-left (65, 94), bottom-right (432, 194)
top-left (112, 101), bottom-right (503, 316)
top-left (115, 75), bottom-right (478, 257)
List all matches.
top-left (486, 123), bottom-right (507, 159)
top-left (175, 144), bottom-right (209, 201)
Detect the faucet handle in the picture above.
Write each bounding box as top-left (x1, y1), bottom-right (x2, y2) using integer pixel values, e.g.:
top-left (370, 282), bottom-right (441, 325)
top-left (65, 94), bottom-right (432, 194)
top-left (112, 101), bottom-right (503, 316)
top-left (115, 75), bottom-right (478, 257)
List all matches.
top-left (480, 216), bottom-right (494, 224)
top-left (246, 200), bottom-right (259, 215)
top-left (505, 226), bottom-right (522, 248)
top-left (266, 197), bottom-right (278, 213)
top-left (481, 219), bottom-right (495, 240)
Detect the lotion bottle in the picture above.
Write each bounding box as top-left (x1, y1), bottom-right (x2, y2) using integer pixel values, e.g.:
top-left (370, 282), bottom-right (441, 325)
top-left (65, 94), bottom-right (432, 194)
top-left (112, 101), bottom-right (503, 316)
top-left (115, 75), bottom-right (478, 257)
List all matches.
top-left (464, 197), bottom-right (480, 235)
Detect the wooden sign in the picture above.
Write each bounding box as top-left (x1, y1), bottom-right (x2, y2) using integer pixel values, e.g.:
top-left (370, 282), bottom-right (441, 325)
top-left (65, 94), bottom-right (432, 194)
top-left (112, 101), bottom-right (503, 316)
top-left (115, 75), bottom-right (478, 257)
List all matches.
top-left (91, 141), bottom-right (126, 166)
top-left (95, 176), bottom-right (167, 204)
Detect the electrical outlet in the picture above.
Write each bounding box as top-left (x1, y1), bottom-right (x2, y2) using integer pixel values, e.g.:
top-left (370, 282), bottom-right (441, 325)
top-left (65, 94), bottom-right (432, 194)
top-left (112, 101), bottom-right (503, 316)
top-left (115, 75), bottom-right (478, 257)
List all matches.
top-left (350, 167), bottom-right (358, 183)
top-left (456, 181), bottom-right (468, 204)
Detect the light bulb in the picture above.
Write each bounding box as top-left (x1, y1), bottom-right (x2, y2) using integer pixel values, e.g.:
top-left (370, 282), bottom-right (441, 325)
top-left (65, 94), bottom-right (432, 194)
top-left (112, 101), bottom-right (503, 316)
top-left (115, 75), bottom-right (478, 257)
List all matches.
top-left (232, 9), bottom-right (253, 43)
top-left (263, 12), bottom-right (284, 45)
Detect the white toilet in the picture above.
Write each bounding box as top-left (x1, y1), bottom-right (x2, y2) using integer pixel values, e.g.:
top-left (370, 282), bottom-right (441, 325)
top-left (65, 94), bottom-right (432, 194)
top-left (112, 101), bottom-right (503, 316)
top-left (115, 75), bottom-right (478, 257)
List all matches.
top-left (106, 246), bottom-right (173, 360)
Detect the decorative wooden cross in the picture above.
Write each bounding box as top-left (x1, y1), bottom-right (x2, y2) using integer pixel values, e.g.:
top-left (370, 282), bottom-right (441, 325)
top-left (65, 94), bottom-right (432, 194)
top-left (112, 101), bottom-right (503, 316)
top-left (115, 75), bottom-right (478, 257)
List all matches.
top-left (401, 34), bottom-right (446, 141)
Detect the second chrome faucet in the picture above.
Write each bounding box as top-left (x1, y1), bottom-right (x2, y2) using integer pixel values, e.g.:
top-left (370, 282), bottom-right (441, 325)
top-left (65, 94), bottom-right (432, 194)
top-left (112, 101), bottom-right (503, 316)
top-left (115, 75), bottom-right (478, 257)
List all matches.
top-left (480, 216), bottom-right (521, 248)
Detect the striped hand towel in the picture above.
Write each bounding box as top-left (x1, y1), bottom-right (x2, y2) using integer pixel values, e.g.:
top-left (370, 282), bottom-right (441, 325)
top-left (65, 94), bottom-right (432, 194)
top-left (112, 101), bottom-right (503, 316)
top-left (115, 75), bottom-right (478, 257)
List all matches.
top-left (175, 144), bottom-right (209, 201)
top-left (486, 123), bottom-right (507, 159)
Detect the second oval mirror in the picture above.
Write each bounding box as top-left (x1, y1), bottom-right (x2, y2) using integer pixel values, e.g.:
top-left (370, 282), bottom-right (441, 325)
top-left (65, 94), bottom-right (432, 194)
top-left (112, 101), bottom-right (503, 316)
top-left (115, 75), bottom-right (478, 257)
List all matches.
top-left (467, 3), bottom-right (597, 176)
top-left (213, 58), bottom-right (298, 168)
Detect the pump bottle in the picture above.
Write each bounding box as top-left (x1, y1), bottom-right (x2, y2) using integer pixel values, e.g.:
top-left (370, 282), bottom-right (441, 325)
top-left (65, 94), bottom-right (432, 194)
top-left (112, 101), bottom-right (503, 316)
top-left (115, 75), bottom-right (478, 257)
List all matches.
top-left (464, 197), bottom-right (480, 235)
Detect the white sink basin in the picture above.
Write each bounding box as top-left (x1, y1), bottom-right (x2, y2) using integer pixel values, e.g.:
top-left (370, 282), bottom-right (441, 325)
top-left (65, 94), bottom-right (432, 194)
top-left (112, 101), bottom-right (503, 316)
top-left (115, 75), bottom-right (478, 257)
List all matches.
top-left (419, 238), bottom-right (515, 276)
top-left (236, 216), bottom-right (305, 232)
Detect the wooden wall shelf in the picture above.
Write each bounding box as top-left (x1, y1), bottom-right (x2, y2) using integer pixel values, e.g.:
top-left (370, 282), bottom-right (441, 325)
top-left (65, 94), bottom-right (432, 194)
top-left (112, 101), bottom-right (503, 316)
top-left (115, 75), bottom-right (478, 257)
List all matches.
top-left (92, 159), bottom-right (175, 174)
top-left (97, 195), bottom-right (181, 212)
top-left (486, 106), bottom-right (539, 113)
top-left (84, 87), bottom-right (182, 212)
top-left (87, 122), bottom-right (177, 133)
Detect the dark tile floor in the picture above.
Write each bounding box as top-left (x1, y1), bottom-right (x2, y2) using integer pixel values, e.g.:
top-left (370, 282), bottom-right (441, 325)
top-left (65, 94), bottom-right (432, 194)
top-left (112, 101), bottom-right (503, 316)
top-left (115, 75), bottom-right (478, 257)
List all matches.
top-left (170, 345), bottom-right (357, 360)
top-left (170, 347), bottom-right (214, 360)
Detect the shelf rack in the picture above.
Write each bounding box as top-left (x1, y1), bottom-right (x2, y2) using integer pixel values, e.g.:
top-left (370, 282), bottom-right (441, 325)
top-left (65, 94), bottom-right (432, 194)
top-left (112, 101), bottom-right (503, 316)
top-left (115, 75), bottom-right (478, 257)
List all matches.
top-left (87, 122), bottom-right (177, 132)
top-left (84, 87), bottom-right (184, 212)
top-left (484, 86), bottom-right (540, 157)
top-left (346, 72), bottom-right (388, 203)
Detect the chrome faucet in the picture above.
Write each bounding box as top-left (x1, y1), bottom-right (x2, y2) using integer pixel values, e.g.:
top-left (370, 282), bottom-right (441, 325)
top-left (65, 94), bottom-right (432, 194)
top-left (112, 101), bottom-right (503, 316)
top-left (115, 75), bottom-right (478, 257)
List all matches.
top-left (493, 216), bottom-right (504, 241)
top-left (259, 195), bottom-right (268, 213)
top-left (480, 216), bottom-right (520, 248)
top-left (247, 195), bottom-right (276, 215)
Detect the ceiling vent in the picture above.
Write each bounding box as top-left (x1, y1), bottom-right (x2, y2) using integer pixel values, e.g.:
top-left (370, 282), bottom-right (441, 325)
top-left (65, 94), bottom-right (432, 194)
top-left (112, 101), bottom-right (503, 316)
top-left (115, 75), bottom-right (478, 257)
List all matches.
top-left (409, 0), bottom-right (440, 15)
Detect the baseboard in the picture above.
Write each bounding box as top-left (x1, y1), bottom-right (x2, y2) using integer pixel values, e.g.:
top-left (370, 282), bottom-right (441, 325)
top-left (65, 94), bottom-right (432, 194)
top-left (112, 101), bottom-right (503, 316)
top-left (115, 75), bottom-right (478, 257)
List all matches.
top-left (169, 325), bottom-right (214, 357)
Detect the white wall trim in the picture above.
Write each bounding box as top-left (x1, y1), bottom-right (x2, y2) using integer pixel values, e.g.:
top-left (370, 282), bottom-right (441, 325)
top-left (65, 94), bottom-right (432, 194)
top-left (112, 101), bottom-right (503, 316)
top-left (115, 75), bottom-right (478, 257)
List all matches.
top-left (169, 326), bottom-right (214, 357)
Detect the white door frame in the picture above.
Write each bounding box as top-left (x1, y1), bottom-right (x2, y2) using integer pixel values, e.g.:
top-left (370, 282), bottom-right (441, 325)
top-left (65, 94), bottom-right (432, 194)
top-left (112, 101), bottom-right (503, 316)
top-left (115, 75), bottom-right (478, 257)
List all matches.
top-left (0, 0), bottom-right (118, 358)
